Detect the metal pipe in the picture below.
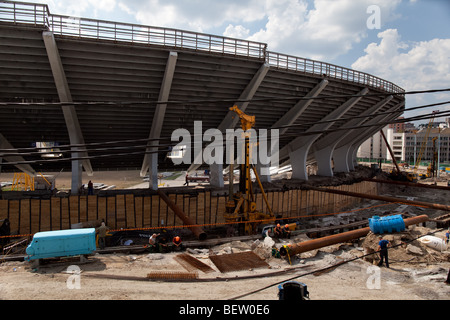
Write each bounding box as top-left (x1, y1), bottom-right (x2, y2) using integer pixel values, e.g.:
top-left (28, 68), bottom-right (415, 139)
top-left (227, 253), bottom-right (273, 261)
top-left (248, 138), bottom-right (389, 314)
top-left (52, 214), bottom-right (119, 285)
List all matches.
top-left (157, 189), bottom-right (207, 241)
top-left (363, 178), bottom-right (450, 191)
top-left (251, 165), bottom-right (274, 217)
top-left (380, 130), bottom-right (400, 174)
top-left (280, 215), bottom-right (429, 256)
top-left (307, 186), bottom-right (450, 212)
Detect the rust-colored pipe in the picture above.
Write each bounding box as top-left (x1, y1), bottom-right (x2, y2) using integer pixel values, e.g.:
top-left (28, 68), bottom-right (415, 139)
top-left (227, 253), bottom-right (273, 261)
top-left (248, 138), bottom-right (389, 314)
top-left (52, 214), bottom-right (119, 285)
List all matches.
top-left (363, 178), bottom-right (450, 191)
top-left (307, 186), bottom-right (450, 212)
top-left (280, 215), bottom-right (429, 256)
top-left (157, 190), bottom-right (207, 241)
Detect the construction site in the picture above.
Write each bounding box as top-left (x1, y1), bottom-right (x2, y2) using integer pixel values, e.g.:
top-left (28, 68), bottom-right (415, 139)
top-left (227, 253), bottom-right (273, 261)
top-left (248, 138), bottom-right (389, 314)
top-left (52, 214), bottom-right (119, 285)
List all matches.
top-left (0, 1), bottom-right (449, 302)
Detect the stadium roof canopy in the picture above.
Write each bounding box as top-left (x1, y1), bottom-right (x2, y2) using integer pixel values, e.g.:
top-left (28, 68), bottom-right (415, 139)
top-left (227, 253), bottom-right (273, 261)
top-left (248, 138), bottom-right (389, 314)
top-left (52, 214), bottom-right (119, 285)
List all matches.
top-left (0, 1), bottom-right (405, 191)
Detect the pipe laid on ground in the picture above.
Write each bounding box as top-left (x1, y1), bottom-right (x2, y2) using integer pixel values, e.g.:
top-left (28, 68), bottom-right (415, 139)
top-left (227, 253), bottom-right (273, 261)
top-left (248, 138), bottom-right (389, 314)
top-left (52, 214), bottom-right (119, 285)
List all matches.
top-left (280, 215), bottom-right (429, 256)
top-left (157, 189), bottom-right (207, 241)
top-left (363, 178), bottom-right (450, 191)
top-left (307, 186), bottom-right (450, 212)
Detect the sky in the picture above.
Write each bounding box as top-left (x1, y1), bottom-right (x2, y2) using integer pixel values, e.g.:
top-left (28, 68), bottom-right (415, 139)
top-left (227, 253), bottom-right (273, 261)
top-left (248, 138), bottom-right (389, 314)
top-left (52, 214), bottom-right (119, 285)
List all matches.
top-left (25, 0), bottom-right (450, 125)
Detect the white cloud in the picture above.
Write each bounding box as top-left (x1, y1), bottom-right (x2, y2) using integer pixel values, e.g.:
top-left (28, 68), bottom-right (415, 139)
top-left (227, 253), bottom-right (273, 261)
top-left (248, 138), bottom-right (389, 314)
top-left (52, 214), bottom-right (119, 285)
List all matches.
top-left (122, 0), bottom-right (265, 33)
top-left (352, 29), bottom-right (408, 78)
top-left (113, 0), bottom-right (402, 61)
top-left (28, 0), bottom-right (116, 17)
top-left (352, 29), bottom-right (450, 119)
top-left (118, 2), bottom-right (135, 16)
top-left (247, 0), bottom-right (401, 60)
top-left (352, 29), bottom-right (450, 92)
top-left (223, 24), bottom-right (251, 39)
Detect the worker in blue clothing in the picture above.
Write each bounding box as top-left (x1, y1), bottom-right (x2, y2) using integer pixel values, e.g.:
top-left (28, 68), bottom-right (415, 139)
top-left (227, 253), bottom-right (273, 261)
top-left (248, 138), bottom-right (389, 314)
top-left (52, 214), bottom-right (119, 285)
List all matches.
top-left (377, 236), bottom-right (390, 268)
top-left (445, 229), bottom-right (449, 245)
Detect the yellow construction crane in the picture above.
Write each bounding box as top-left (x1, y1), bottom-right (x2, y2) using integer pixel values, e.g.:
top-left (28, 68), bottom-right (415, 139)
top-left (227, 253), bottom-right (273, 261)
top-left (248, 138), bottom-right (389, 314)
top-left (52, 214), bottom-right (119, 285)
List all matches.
top-left (224, 105), bottom-right (274, 235)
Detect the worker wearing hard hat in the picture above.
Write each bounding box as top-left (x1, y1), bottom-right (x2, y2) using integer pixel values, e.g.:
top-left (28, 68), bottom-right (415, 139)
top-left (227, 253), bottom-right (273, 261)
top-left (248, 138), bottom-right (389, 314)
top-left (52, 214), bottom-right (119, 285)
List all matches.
top-left (283, 224), bottom-right (291, 239)
top-left (172, 235), bottom-right (183, 252)
top-left (274, 224), bottom-right (283, 239)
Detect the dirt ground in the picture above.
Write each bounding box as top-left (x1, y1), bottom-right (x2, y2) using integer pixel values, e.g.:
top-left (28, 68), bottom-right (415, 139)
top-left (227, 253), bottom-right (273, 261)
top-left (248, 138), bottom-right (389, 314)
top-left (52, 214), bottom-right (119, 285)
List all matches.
top-left (0, 225), bottom-right (448, 301)
top-left (0, 167), bottom-right (449, 301)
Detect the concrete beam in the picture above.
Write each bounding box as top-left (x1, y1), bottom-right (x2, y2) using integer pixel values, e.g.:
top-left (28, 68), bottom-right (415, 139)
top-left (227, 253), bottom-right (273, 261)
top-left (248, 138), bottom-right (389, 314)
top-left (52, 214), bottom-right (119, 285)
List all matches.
top-left (284, 88), bottom-right (369, 180)
top-left (141, 51), bottom-right (178, 190)
top-left (218, 63), bottom-right (270, 132)
top-left (348, 110), bottom-right (404, 169)
top-left (187, 63), bottom-right (270, 188)
top-left (259, 79), bottom-right (328, 183)
top-left (333, 101), bottom-right (405, 172)
top-left (0, 133), bottom-right (36, 176)
top-left (42, 31), bottom-right (92, 194)
top-left (272, 79), bottom-right (329, 135)
top-left (313, 95), bottom-right (393, 177)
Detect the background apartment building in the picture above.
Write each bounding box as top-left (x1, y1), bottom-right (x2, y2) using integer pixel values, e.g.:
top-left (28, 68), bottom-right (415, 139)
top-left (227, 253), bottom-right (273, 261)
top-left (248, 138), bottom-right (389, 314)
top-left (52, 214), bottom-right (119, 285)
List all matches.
top-left (357, 117), bottom-right (450, 166)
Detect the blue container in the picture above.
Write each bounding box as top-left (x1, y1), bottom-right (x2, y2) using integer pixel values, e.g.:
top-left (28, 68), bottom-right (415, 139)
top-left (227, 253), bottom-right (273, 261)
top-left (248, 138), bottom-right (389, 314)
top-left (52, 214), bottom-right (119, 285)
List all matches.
top-left (25, 228), bottom-right (96, 261)
top-left (369, 215), bottom-right (405, 234)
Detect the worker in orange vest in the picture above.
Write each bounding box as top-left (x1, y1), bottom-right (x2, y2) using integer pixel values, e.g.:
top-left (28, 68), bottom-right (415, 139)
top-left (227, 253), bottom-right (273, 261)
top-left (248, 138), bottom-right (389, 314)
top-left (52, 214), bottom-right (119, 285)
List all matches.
top-left (172, 235), bottom-right (183, 252)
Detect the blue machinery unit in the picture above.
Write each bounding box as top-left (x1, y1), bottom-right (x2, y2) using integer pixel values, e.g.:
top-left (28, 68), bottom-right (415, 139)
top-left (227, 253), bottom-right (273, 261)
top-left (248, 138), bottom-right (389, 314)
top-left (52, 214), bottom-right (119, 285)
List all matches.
top-left (369, 214), bottom-right (406, 234)
top-left (25, 228), bottom-right (97, 261)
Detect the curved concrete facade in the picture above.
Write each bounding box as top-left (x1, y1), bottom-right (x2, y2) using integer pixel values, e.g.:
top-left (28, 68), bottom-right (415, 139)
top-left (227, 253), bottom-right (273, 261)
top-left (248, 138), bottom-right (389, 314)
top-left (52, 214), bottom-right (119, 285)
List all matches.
top-left (0, 1), bottom-right (405, 191)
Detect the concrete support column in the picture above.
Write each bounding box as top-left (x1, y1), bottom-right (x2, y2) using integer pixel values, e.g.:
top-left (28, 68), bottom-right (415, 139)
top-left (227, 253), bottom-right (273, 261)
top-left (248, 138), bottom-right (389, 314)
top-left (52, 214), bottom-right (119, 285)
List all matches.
top-left (256, 163), bottom-right (271, 183)
top-left (210, 163), bottom-right (224, 188)
top-left (350, 146), bottom-right (360, 170)
top-left (333, 146), bottom-right (351, 173)
top-left (284, 88), bottom-right (369, 181)
top-left (201, 63), bottom-right (270, 187)
top-left (148, 153), bottom-right (159, 191)
top-left (72, 160), bottom-right (83, 194)
top-left (141, 51), bottom-right (178, 190)
top-left (315, 145), bottom-right (335, 177)
top-left (270, 79), bottom-right (328, 181)
top-left (289, 145), bottom-right (310, 180)
top-left (349, 111), bottom-right (404, 169)
top-left (313, 95), bottom-right (394, 177)
top-left (43, 31), bottom-right (92, 194)
top-left (333, 102), bottom-right (405, 173)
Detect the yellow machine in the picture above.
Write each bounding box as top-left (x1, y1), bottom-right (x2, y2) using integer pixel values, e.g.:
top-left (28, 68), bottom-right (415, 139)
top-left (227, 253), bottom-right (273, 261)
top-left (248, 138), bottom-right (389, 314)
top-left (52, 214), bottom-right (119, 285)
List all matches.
top-left (224, 105), bottom-right (274, 234)
top-left (11, 173), bottom-right (35, 191)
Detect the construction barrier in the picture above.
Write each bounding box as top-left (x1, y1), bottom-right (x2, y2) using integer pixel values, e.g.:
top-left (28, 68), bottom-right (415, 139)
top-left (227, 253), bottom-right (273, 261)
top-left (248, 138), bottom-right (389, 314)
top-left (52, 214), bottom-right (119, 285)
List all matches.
top-left (0, 181), bottom-right (378, 236)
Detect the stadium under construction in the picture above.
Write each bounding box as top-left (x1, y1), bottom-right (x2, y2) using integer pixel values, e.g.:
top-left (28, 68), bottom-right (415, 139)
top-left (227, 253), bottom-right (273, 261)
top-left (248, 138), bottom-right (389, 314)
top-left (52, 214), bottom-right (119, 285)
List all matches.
top-left (2, 1), bottom-right (448, 240)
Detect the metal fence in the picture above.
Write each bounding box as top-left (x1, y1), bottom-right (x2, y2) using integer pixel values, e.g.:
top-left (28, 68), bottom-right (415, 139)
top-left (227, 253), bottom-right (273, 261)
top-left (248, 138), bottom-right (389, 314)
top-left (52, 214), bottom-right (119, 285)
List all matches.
top-left (0, 0), bottom-right (266, 59)
top-left (266, 52), bottom-right (405, 94)
top-left (0, 0), bottom-right (404, 94)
